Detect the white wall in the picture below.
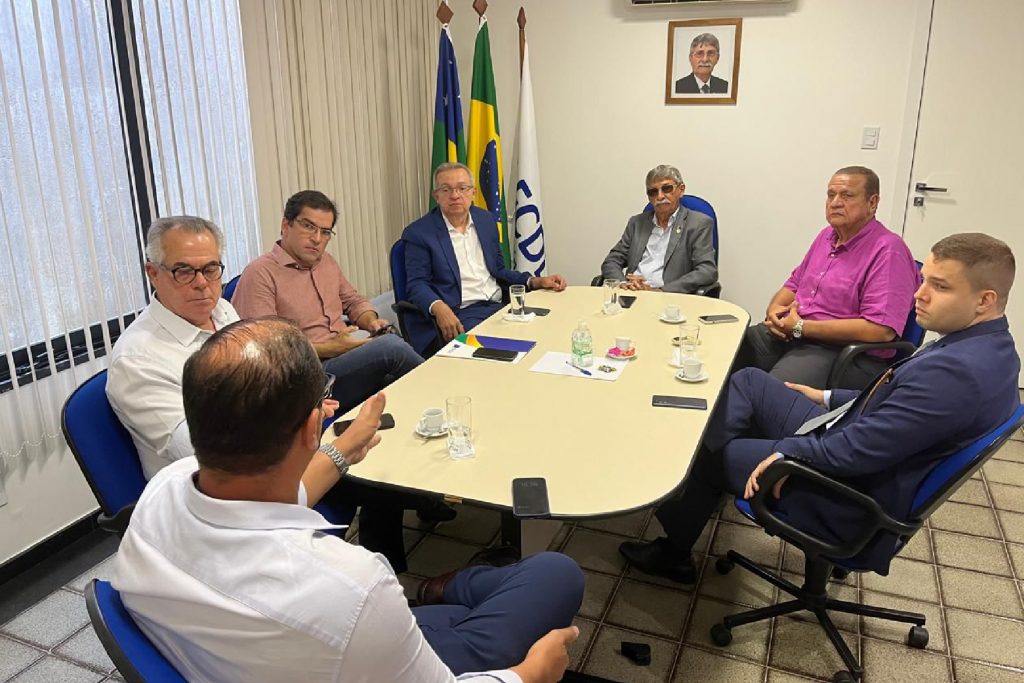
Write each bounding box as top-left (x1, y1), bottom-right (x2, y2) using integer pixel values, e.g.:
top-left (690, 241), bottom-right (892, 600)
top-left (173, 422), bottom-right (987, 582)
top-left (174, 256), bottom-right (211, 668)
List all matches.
top-left (448, 0), bottom-right (930, 318)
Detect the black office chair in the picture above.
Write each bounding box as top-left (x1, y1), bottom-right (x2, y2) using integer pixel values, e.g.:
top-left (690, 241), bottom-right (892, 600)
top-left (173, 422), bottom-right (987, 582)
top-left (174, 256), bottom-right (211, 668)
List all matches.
top-left (592, 194), bottom-right (721, 297)
top-left (709, 403), bottom-right (1024, 682)
top-left (826, 261), bottom-right (925, 390)
top-left (389, 239), bottom-right (445, 355)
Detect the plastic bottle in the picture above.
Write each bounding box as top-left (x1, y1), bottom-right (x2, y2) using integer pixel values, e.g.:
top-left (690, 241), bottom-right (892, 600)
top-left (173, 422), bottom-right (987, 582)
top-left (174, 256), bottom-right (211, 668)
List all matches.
top-left (571, 320), bottom-right (594, 368)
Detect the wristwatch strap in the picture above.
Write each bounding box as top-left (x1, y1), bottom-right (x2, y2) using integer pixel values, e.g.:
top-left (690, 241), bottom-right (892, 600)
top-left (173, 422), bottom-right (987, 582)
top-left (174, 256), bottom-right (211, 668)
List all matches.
top-left (792, 318), bottom-right (805, 339)
top-left (319, 443), bottom-right (349, 477)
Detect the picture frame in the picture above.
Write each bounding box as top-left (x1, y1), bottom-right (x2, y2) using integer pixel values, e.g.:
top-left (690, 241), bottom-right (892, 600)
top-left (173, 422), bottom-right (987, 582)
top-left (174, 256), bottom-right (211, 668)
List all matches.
top-left (664, 18), bottom-right (742, 105)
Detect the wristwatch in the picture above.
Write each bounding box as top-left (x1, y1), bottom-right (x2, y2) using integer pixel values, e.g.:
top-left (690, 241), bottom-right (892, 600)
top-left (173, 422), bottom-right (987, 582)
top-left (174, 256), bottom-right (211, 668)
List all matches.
top-left (319, 443), bottom-right (349, 477)
top-left (792, 318), bottom-right (805, 339)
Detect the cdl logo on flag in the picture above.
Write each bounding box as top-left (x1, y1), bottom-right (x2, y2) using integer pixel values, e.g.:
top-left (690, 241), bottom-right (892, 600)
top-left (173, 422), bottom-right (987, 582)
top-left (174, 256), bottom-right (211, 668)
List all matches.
top-left (514, 180), bottom-right (546, 276)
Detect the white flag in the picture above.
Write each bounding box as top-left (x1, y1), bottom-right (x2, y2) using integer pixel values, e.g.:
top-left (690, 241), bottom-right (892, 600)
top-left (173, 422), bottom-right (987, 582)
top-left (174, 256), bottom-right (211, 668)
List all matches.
top-left (510, 44), bottom-right (546, 276)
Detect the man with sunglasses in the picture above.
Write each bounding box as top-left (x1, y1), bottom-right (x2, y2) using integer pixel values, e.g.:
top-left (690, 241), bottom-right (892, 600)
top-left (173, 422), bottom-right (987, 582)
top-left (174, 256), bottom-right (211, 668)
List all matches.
top-left (232, 190), bottom-right (423, 414)
top-left (402, 163), bottom-right (568, 356)
top-left (600, 164), bottom-right (718, 294)
top-left (107, 215), bottom-right (241, 479)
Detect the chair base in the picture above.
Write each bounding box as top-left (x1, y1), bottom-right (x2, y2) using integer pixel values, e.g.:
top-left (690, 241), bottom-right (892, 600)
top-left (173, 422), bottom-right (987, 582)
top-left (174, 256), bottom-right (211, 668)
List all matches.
top-left (712, 550), bottom-right (927, 681)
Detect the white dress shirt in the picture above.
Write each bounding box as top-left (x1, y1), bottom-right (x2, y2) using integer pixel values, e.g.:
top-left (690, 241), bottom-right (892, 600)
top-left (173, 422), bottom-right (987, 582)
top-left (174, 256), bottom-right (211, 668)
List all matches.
top-left (444, 213), bottom-right (500, 308)
top-left (112, 458), bottom-right (521, 683)
top-left (634, 208), bottom-right (679, 289)
top-left (106, 298), bottom-right (239, 479)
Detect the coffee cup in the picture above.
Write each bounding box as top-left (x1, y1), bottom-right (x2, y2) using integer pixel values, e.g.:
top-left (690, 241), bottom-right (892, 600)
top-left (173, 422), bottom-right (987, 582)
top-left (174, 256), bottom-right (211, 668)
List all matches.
top-left (420, 407), bottom-right (444, 433)
top-left (682, 357), bottom-right (703, 379)
top-left (615, 336), bottom-right (632, 352)
top-left (664, 305), bottom-right (681, 321)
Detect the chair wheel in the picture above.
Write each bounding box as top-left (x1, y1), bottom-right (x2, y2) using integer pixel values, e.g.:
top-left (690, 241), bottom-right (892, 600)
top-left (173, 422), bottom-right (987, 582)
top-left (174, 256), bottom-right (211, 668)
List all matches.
top-left (710, 623), bottom-right (733, 647)
top-left (831, 671), bottom-right (857, 683)
top-left (715, 557), bottom-right (734, 575)
top-left (907, 625), bottom-right (929, 649)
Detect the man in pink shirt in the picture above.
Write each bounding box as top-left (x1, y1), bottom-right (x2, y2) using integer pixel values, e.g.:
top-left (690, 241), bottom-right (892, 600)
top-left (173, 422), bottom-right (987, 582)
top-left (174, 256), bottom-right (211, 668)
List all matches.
top-left (740, 167), bottom-right (921, 389)
top-left (233, 190), bottom-right (422, 413)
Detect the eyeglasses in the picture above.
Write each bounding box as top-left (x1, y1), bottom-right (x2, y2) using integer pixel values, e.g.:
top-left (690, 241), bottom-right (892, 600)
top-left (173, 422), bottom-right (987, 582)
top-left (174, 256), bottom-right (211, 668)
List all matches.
top-left (435, 184), bottom-right (474, 197)
top-left (292, 217), bottom-right (336, 239)
top-left (322, 373), bottom-right (336, 402)
top-left (646, 184), bottom-right (678, 198)
top-left (159, 261), bottom-right (225, 284)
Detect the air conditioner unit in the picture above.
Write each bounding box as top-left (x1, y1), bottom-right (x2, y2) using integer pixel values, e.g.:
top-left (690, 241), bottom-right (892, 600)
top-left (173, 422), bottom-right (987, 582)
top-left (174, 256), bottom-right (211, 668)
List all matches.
top-left (631, 0), bottom-right (791, 5)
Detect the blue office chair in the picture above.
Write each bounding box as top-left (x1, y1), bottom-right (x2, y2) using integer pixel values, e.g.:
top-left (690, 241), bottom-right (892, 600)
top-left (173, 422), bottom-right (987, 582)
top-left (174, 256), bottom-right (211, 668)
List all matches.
top-left (86, 579), bottom-right (186, 683)
top-left (594, 194), bottom-right (721, 296)
top-left (222, 274), bottom-right (240, 301)
top-left (389, 239), bottom-right (445, 355)
top-left (62, 370), bottom-right (145, 534)
top-left (710, 404), bottom-right (1024, 683)
top-left (62, 370), bottom-right (355, 537)
top-left (826, 261), bottom-right (926, 390)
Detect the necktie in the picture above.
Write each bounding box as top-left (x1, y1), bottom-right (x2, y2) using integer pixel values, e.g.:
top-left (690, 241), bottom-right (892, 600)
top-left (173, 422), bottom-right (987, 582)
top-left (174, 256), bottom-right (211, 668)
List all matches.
top-left (701, 84), bottom-right (710, 94)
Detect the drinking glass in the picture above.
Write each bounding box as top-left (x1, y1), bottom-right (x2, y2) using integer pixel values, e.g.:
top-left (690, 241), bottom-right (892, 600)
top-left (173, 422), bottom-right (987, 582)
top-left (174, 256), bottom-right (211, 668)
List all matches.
top-left (678, 323), bottom-right (700, 358)
top-left (509, 285), bottom-right (527, 318)
top-left (446, 396), bottom-right (475, 460)
top-left (602, 279), bottom-right (621, 313)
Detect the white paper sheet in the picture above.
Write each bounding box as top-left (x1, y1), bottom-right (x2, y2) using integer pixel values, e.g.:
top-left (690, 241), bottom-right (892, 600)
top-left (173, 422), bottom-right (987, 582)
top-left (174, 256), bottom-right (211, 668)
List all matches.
top-left (528, 351), bottom-right (628, 381)
top-left (434, 339), bottom-right (528, 364)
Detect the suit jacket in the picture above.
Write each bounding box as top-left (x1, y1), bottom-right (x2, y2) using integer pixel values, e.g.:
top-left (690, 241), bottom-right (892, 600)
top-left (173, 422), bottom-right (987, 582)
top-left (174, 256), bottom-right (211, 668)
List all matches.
top-left (675, 73), bottom-right (728, 94)
top-left (600, 208), bottom-right (717, 294)
top-left (401, 206), bottom-right (529, 354)
top-left (772, 317), bottom-right (1019, 574)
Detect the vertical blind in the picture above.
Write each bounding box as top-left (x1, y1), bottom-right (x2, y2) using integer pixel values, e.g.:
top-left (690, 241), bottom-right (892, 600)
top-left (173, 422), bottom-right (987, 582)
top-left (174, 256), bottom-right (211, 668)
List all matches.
top-left (0, 0), bottom-right (261, 463)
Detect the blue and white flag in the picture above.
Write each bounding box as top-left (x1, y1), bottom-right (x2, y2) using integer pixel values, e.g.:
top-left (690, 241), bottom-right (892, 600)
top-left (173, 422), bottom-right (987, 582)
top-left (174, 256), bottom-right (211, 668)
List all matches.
top-left (510, 43), bottom-right (546, 276)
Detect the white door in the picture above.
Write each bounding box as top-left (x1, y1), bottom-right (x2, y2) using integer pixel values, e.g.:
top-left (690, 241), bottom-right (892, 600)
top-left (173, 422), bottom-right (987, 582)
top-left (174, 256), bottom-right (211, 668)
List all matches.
top-left (901, 0), bottom-right (1024, 386)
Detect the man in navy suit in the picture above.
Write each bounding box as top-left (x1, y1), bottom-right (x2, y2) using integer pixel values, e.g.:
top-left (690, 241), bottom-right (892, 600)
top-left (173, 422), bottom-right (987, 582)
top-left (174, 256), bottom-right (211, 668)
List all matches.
top-left (402, 162), bottom-right (567, 355)
top-left (621, 233), bottom-right (1018, 580)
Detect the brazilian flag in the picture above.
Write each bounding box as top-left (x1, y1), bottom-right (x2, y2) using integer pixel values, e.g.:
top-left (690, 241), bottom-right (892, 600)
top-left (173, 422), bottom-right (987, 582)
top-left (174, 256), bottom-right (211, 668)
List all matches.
top-left (467, 17), bottom-right (511, 267)
top-left (430, 25), bottom-right (466, 207)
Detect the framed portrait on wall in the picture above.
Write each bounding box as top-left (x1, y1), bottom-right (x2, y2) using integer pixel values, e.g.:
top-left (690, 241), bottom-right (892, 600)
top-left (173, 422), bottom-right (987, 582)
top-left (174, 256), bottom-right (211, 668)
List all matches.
top-left (664, 18), bottom-right (742, 105)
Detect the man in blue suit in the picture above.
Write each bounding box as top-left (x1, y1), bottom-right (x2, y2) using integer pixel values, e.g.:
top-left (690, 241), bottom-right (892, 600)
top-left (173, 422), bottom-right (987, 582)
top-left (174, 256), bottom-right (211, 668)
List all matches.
top-left (402, 162), bottom-right (567, 355)
top-left (621, 233), bottom-right (1019, 579)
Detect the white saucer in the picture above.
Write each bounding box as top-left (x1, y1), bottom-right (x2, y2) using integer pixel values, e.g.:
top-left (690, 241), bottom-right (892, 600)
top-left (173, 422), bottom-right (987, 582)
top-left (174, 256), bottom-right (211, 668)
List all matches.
top-left (415, 422), bottom-right (448, 438)
top-left (606, 348), bottom-right (638, 360)
top-left (675, 369), bottom-right (709, 383)
top-left (659, 314), bottom-right (687, 324)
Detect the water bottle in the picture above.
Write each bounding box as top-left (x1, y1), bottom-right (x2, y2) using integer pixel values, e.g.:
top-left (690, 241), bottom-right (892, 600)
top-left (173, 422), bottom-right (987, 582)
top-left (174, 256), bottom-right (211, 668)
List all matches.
top-left (571, 320), bottom-right (594, 368)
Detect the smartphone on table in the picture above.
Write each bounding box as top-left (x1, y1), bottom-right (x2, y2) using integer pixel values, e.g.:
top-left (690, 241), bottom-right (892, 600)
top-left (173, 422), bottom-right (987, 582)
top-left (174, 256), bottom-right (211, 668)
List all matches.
top-left (512, 477), bottom-right (551, 519)
top-left (333, 413), bottom-right (396, 436)
top-left (697, 314), bottom-right (739, 324)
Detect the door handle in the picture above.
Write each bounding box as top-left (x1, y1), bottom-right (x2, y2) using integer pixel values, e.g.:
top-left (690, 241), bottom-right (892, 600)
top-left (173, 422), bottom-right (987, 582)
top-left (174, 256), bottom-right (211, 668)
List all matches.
top-left (915, 182), bottom-right (948, 193)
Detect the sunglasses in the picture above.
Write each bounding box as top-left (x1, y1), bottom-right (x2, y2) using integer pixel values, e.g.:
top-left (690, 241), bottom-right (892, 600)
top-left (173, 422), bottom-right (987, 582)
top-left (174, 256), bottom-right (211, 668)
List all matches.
top-left (646, 184), bottom-right (677, 198)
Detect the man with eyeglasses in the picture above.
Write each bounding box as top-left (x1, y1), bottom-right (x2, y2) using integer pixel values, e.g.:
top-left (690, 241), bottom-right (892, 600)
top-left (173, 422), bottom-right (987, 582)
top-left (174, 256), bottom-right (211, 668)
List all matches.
top-left (107, 216), bottom-right (241, 479)
top-left (401, 162), bottom-right (568, 355)
top-left (232, 190), bottom-right (423, 414)
top-left (600, 164), bottom-right (718, 294)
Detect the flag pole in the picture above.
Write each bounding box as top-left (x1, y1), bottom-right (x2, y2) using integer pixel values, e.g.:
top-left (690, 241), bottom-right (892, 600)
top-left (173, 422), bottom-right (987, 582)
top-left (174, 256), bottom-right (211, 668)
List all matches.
top-left (517, 8), bottom-right (526, 77)
top-left (436, 0), bottom-right (453, 24)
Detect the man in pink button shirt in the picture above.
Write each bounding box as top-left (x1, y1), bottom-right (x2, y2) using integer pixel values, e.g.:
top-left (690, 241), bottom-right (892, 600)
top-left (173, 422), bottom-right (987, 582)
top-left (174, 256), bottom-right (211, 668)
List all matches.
top-left (740, 167), bottom-right (921, 389)
top-left (233, 190), bottom-right (423, 413)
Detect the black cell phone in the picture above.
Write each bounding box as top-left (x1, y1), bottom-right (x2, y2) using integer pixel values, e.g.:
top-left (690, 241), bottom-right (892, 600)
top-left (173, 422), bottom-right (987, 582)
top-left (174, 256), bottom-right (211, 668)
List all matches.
top-left (332, 413), bottom-right (395, 436)
top-left (472, 347), bottom-right (519, 362)
top-left (512, 477), bottom-right (551, 518)
top-left (652, 395), bottom-right (708, 410)
top-left (371, 323), bottom-right (396, 336)
top-left (506, 306), bottom-right (550, 316)
top-left (697, 314), bottom-right (739, 324)
top-left (618, 295), bottom-right (637, 309)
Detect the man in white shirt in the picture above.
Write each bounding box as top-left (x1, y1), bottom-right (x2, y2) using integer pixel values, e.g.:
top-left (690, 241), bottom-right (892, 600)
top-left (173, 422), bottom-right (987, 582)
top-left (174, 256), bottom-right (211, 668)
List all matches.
top-left (106, 216), bottom-right (238, 479)
top-left (600, 164), bottom-right (718, 294)
top-left (113, 318), bottom-right (583, 682)
top-left (401, 163), bottom-right (568, 355)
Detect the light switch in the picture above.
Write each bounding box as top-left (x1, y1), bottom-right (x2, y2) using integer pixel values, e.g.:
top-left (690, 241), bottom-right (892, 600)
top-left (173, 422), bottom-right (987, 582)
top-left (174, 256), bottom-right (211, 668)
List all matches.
top-left (861, 126), bottom-right (880, 150)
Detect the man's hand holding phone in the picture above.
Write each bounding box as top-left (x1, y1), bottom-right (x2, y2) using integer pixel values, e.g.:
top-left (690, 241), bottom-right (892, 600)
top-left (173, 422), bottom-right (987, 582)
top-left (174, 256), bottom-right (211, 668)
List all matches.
top-left (330, 392), bottom-right (386, 467)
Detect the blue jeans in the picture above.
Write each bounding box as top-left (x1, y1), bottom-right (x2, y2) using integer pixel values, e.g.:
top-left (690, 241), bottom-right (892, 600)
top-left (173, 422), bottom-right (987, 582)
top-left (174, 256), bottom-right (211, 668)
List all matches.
top-left (322, 334), bottom-right (422, 413)
top-left (414, 552), bottom-right (584, 675)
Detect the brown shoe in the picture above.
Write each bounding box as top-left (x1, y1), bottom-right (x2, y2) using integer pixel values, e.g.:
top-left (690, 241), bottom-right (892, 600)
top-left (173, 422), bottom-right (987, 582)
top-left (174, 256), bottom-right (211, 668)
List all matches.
top-left (416, 570), bottom-right (457, 606)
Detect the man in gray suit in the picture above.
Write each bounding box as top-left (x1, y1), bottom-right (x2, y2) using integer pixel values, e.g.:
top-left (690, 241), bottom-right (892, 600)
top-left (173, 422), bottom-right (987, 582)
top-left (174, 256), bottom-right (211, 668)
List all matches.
top-left (600, 164), bottom-right (718, 293)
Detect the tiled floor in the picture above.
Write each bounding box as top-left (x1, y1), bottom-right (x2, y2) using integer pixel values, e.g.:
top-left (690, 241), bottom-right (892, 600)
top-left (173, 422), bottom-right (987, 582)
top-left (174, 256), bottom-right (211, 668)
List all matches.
top-left (3, 427), bottom-right (1024, 682)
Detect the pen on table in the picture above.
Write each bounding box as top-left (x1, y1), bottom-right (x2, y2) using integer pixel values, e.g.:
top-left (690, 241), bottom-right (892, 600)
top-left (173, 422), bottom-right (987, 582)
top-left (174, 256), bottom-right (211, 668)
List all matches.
top-left (565, 361), bottom-right (592, 376)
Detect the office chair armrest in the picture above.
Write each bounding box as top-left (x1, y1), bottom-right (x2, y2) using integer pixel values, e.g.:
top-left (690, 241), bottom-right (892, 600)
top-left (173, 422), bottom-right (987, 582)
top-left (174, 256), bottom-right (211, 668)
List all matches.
top-left (826, 340), bottom-right (919, 389)
top-left (391, 299), bottom-right (445, 349)
top-left (97, 504), bottom-right (136, 536)
top-left (750, 460), bottom-right (920, 560)
top-left (696, 282), bottom-right (722, 298)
